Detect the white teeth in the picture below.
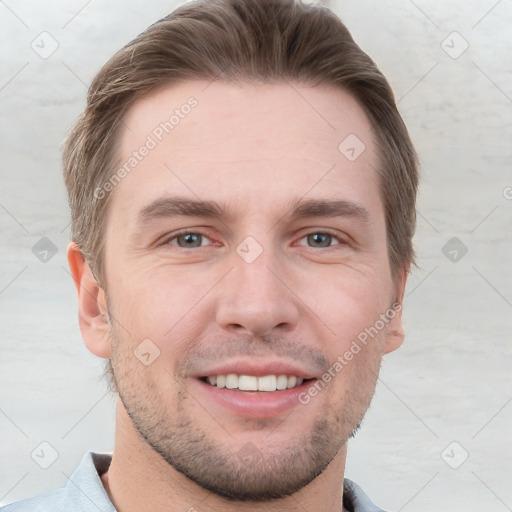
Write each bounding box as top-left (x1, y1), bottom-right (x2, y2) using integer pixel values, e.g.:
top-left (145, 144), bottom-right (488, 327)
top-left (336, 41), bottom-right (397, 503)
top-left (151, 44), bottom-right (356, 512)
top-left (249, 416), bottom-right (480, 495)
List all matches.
top-left (258, 375), bottom-right (277, 391)
top-left (276, 375), bottom-right (288, 390)
top-left (225, 373), bottom-right (238, 389)
top-left (238, 375), bottom-right (258, 391)
top-left (204, 374), bottom-right (306, 391)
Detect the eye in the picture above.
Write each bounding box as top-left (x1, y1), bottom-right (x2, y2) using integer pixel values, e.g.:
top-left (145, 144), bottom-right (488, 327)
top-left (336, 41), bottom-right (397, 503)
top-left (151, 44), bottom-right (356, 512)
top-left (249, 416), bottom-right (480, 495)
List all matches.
top-left (297, 232), bottom-right (344, 248)
top-left (167, 231), bottom-right (213, 248)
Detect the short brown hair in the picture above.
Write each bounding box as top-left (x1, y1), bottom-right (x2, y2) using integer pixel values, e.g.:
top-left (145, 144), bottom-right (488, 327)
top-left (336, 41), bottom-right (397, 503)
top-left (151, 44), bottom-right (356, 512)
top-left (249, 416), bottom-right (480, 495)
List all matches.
top-left (63, 0), bottom-right (419, 287)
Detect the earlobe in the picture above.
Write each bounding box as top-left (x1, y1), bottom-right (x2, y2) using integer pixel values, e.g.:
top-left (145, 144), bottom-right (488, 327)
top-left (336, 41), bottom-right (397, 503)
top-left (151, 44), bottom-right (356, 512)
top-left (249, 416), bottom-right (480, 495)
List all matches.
top-left (383, 326), bottom-right (404, 354)
top-left (383, 265), bottom-right (409, 355)
top-left (67, 242), bottom-right (111, 359)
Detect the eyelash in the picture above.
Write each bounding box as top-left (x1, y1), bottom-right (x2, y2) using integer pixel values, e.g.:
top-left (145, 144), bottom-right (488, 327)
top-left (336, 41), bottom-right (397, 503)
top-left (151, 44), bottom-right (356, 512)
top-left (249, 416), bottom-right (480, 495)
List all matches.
top-left (163, 230), bottom-right (346, 249)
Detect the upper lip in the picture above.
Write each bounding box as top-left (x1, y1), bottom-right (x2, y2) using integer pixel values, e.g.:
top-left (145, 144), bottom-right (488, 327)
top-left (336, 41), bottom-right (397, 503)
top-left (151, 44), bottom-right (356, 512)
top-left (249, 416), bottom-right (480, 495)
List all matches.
top-left (190, 359), bottom-right (319, 380)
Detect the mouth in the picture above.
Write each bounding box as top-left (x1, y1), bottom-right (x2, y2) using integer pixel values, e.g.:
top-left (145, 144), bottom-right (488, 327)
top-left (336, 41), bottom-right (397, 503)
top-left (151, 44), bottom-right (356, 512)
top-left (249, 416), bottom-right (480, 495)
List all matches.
top-left (188, 358), bottom-right (321, 418)
top-left (192, 373), bottom-right (318, 418)
top-left (199, 374), bottom-right (314, 392)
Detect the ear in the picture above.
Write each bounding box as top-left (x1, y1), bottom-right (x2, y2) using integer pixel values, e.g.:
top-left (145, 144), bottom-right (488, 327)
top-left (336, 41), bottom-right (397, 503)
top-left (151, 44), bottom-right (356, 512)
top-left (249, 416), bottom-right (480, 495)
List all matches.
top-left (67, 242), bottom-right (111, 359)
top-left (382, 264), bottom-right (409, 355)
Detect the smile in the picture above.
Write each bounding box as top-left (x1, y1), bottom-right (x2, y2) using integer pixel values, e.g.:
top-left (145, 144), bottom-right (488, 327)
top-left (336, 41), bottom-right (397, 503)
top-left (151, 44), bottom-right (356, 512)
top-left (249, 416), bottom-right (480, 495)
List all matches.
top-left (201, 374), bottom-right (308, 391)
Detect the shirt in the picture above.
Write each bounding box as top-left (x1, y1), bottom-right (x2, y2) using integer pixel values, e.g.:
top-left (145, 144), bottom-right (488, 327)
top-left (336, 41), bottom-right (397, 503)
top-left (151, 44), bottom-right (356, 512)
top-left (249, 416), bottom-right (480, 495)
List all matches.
top-left (1, 452), bottom-right (388, 512)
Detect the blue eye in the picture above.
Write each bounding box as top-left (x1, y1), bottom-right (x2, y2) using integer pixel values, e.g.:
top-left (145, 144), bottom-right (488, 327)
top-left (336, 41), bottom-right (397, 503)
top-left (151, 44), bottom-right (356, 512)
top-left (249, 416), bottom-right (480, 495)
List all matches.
top-left (164, 231), bottom-right (344, 250)
top-left (307, 233), bottom-right (332, 247)
top-left (168, 232), bottom-right (210, 248)
top-left (298, 232), bottom-right (342, 248)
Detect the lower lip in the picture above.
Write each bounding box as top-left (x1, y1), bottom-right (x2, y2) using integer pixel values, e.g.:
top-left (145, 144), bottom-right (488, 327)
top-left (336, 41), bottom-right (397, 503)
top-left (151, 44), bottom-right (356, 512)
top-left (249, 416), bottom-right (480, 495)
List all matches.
top-left (190, 378), bottom-right (317, 418)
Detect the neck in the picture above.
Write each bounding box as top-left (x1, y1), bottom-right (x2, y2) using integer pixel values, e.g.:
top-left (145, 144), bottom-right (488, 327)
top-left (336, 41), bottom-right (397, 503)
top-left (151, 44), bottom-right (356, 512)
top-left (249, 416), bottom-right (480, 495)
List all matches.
top-left (101, 399), bottom-right (349, 512)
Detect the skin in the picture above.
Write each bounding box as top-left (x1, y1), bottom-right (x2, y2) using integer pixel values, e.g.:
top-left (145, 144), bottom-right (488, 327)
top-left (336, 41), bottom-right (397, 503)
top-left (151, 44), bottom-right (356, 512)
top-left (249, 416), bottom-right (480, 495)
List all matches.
top-left (68, 79), bottom-right (408, 512)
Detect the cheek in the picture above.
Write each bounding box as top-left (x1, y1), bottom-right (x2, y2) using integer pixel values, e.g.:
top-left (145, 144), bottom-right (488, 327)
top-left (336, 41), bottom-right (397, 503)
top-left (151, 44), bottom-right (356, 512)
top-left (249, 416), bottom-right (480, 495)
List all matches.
top-left (108, 265), bottom-right (199, 328)
top-left (308, 267), bottom-right (393, 341)
top-left (321, 327), bottom-right (384, 416)
top-left (317, 267), bottom-right (392, 395)
top-left (107, 269), bottom-right (213, 371)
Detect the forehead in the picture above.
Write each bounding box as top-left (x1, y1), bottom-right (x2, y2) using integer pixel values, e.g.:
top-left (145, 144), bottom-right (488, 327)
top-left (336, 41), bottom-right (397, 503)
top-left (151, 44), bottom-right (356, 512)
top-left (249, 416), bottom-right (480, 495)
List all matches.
top-left (120, 79), bottom-right (374, 156)
top-left (111, 79), bottom-right (381, 221)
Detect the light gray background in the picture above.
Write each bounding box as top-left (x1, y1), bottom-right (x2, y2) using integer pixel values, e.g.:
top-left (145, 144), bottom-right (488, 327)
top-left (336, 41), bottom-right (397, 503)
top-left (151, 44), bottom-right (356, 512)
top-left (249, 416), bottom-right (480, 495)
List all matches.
top-left (1, 1), bottom-right (511, 510)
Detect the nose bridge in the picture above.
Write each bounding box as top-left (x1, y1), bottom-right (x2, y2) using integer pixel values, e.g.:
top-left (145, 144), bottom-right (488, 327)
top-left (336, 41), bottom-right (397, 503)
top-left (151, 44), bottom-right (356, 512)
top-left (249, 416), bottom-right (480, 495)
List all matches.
top-left (235, 241), bottom-right (279, 300)
top-left (215, 237), bottom-right (300, 336)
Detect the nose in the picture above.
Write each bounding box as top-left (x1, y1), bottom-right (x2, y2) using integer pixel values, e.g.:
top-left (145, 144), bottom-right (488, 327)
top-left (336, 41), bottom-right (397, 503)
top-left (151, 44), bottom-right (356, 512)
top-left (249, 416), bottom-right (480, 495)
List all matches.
top-left (215, 244), bottom-right (300, 338)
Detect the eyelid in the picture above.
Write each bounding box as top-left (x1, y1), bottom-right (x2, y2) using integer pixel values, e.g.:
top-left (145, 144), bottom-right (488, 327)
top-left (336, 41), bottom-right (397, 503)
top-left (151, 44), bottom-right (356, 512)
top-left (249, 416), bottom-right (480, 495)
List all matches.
top-left (160, 228), bottom-right (348, 249)
top-left (162, 229), bottom-right (216, 247)
top-left (295, 230), bottom-right (347, 247)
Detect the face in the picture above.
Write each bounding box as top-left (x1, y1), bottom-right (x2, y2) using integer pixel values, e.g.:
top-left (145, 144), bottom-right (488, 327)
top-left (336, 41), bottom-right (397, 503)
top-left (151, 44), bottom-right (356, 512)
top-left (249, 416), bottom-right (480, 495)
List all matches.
top-left (95, 80), bottom-right (405, 500)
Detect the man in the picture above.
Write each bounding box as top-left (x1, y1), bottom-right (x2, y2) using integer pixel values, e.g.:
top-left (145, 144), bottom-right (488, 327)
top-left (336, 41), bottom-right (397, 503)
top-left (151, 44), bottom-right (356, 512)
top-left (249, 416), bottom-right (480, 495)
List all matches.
top-left (2, 0), bottom-right (418, 510)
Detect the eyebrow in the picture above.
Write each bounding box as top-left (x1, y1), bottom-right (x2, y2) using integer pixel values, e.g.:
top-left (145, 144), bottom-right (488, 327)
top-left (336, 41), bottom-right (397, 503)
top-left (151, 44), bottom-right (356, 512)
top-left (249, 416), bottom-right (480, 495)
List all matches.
top-left (137, 196), bottom-right (370, 225)
top-left (284, 197), bottom-right (369, 223)
top-left (138, 197), bottom-right (238, 223)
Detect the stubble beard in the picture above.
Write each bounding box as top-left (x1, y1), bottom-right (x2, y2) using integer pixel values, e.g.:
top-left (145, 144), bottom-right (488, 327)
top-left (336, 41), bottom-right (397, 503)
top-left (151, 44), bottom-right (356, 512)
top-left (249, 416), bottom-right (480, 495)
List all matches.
top-left (106, 326), bottom-right (381, 501)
